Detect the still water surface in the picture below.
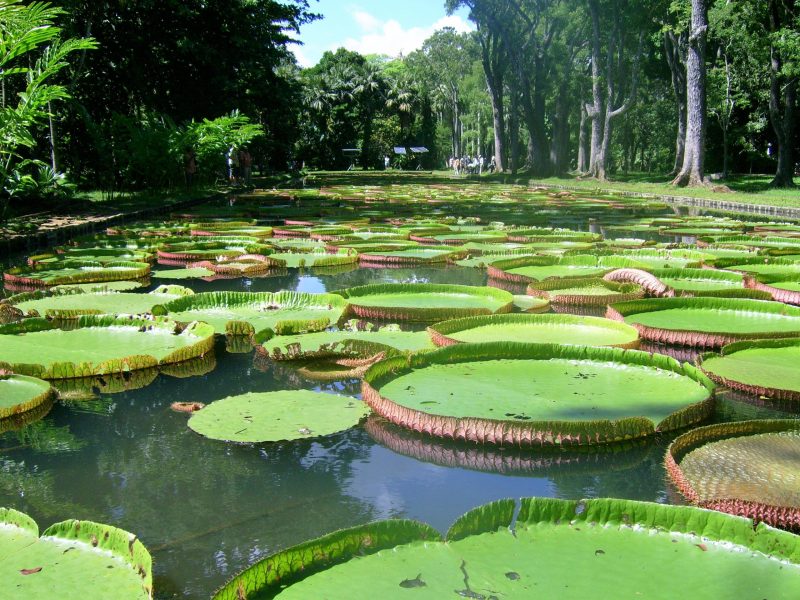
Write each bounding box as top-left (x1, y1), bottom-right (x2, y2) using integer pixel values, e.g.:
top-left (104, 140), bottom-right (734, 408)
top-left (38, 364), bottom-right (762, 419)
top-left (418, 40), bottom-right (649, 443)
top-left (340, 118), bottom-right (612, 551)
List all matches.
top-left (0, 264), bottom-right (793, 598)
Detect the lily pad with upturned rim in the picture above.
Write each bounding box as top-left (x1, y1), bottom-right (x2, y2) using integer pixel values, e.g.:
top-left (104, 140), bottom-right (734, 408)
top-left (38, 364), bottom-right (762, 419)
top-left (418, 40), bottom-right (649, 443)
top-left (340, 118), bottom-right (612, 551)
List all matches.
top-left (187, 390), bottom-right (371, 443)
top-left (258, 326), bottom-right (434, 360)
top-left (698, 338), bottom-right (800, 402)
top-left (0, 374), bottom-right (54, 420)
top-left (526, 277), bottom-right (644, 306)
top-left (213, 496), bottom-right (800, 600)
top-left (3, 260), bottom-right (151, 288)
top-left (427, 314), bottom-right (640, 349)
top-left (666, 419), bottom-right (800, 530)
top-left (362, 342), bottom-right (713, 446)
top-left (8, 285), bottom-right (194, 319)
top-left (334, 283), bottom-right (514, 323)
top-left (0, 507), bottom-right (152, 599)
top-left (607, 296), bottom-right (800, 348)
top-left (0, 315), bottom-right (215, 379)
top-left (154, 290), bottom-right (348, 336)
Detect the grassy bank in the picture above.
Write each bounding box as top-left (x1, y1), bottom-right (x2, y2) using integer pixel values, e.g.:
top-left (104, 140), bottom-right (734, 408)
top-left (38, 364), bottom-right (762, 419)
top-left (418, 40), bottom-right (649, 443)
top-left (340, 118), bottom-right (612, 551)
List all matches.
top-left (524, 173), bottom-right (800, 209)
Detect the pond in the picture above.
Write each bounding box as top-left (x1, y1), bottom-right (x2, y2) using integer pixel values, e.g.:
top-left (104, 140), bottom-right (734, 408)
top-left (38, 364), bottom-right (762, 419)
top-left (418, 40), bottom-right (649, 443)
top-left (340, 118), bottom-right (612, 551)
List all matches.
top-left (0, 182), bottom-right (797, 598)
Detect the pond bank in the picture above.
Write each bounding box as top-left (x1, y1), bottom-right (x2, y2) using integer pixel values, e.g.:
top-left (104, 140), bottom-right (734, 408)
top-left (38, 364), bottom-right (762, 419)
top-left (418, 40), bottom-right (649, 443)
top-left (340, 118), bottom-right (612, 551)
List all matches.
top-left (0, 191), bottom-right (225, 258)
top-left (525, 179), bottom-right (800, 220)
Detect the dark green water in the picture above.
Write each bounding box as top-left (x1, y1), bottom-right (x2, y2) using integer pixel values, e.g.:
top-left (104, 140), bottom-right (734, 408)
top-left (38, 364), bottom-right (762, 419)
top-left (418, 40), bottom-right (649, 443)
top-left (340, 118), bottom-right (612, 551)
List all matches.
top-left (0, 266), bottom-right (794, 598)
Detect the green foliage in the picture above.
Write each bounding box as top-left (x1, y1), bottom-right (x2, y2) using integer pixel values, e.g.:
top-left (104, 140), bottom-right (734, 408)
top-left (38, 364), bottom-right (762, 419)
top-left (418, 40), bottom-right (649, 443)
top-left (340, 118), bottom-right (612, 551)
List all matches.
top-left (0, 0), bottom-right (95, 218)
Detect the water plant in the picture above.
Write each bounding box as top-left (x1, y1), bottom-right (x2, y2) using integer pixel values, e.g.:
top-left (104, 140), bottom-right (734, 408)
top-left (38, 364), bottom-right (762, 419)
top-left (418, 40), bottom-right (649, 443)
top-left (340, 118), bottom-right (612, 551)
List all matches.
top-left (362, 342), bottom-right (713, 446)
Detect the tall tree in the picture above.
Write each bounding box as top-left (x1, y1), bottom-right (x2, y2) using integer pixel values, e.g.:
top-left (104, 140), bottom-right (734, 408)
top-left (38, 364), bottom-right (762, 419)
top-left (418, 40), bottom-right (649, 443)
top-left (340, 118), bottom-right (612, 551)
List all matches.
top-left (766, 0), bottom-right (798, 187)
top-left (585, 0), bottom-right (646, 180)
top-left (672, 0), bottom-right (708, 186)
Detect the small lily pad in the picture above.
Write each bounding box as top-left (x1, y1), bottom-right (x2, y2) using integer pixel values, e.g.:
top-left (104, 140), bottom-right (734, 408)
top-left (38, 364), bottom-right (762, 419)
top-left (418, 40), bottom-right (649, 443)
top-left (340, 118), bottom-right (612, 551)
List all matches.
top-left (188, 390), bottom-right (371, 443)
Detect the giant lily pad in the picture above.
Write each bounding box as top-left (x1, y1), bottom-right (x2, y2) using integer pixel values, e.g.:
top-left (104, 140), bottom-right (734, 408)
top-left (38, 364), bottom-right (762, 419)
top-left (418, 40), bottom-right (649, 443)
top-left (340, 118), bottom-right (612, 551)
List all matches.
top-left (3, 260), bottom-right (151, 289)
top-left (187, 390), bottom-right (370, 443)
top-left (0, 507), bottom-right (152, 599)
top-left (362, 342), bottom-right (713, 446)
top-left (526, 277), bottom-right (644, 306)
top-left (154, 291), bottom-right (348, 336)
top-left (8, 285), bottom-right (193, 319)
top-left (667, 420), bottom-right (800, 530)
top-left (0, 374), bottom-right (54, 420)
top-left (151, 267), bottom-right (216, 280)
top-left (335, 284), bottom-right (513, 322)
top-left (487, 255), bottom-right (640, 284)
top-left (747, 273), bottom-right (800, 305)
top-left (28, 248), bottom-right (152, 266)
top-left (427, 314), bottom-right (640, 348)
top-left (650, 267), bottom-right (745, 294)
top-left (698, 339), bottom-right (800, 402)
top-left (258, 324), bottom-right (434, 360)
top-left (213, 497), bottom-right (800, 600)
top-left (358, 247), bottom-right (461, 265)
top-left (0, 315), bottom-right (215, 379)
top-left (268, 251), bottom-right (358, 269)
top-left (607, 297), bottom-right (800, 347)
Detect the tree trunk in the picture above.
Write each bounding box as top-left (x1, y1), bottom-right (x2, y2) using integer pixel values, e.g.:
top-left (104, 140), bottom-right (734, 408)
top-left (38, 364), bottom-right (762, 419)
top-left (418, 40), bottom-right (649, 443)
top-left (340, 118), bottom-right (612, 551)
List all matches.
top-left (768, 0), bottom-right (797, 187)
top-left (672, 0), bottom-right (708, 187)
top-left (590, 11), bottom-right (642, 181)
top-left (577, 103), bottom-right (588, 173)
top-left (509, 84), bottom-right (520, 174)
top-left (664, 32), bottom-right (687, 174)
top-left (490, 86), bottom-right (506, 171)
top-left (586, 0), bottom-right (603, 178)
top-left (48, 102), bottom-right (58, 172)
top-left (480, 29), bottom-right (506, 172)
top-left (550, 82), bottom-right (570, 174)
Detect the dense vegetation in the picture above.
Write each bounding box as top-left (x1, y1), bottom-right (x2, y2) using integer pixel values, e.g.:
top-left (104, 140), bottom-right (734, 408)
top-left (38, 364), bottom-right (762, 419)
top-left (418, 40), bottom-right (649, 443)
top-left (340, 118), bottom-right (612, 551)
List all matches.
top-left (1, 0), bottom-right (800, 218)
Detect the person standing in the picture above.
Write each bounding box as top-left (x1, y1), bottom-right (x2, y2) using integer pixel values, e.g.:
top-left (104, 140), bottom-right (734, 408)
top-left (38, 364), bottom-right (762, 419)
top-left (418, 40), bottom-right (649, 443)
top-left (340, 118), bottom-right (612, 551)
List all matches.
top-left (228, 146), bottom-right (240, 185)
top-left (239, 147), bottom-right (252, 187)
top-left (184, 148), bottom-right (197, 188)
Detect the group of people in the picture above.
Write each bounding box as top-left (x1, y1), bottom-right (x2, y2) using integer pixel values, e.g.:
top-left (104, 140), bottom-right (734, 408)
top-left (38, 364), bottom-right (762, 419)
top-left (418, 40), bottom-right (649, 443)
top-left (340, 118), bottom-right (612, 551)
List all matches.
top-left (448, 155), bottom-right (496, 176)
top-left (182, 146), bottom-right (254, 188)
top-left (227, 146), bottom-right (253, 186)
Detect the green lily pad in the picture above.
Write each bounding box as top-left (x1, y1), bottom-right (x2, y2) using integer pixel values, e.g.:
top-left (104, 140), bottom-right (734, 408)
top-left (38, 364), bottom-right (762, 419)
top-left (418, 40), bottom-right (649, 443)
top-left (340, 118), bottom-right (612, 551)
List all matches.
top-left (151, 267), bottom-right (216, 280)
top-left (214, 497), bottom-right (800, 600)
top-left (50, 281), bottom-right (145, 293)
top-left (608, 297), bottom-right (800, 347)
top-left (487, 255), bottom-right (641, 283)
top-left (698, 339), bottom-right (800, 402)
top-left (188, 390), bottom-right (371, 443)
top-left (0, 507), bottom-right (152, 599)
top-left (428, 314), bottom-right (640, 348)
top-left (335, 284), bottom-right (514, 322)
top-left (154, 291), bottom-right (348, 336)
top-left (526, 277), bottom-right (644, 305)
top-left (667, 420), bottom-right (800, 530)
top-left (651, 267), bottom-right (744, 293)
top-left (268, 252), bottom-right (358, 269)
top-left (3, 260), bottom-right (151, 288)
top-left (29, 248), bottom-right (152, 265)
top-left (0, 316), bottom-right (215, 379)
top-left (363, 343), bottom-right (713, 446)
top-left (9, 285), bottom-right (193, 318)
top-left (259, 325), bottom-right (434, 360)
top-left (358, 247), bottom-right (459, 264)
top-left (511, 295), bottom-right (550, 312)
top-left (0, 374), bottom-right (54, 420)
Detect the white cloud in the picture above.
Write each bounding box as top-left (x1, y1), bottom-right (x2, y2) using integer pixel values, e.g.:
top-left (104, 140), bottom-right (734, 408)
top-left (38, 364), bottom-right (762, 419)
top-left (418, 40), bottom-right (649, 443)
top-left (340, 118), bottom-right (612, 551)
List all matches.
top-left (290, 45), bottom-right (313, 68)
top-left (339, 11), bottom-right (474, 58)
top-left (352, 10), bottom-right (381, 32)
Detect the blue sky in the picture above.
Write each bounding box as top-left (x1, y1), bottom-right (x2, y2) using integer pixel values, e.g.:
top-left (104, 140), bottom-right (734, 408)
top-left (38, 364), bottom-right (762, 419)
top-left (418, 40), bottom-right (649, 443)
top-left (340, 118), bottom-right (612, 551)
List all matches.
top-left (289, 0), bottom-right (474, 67)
